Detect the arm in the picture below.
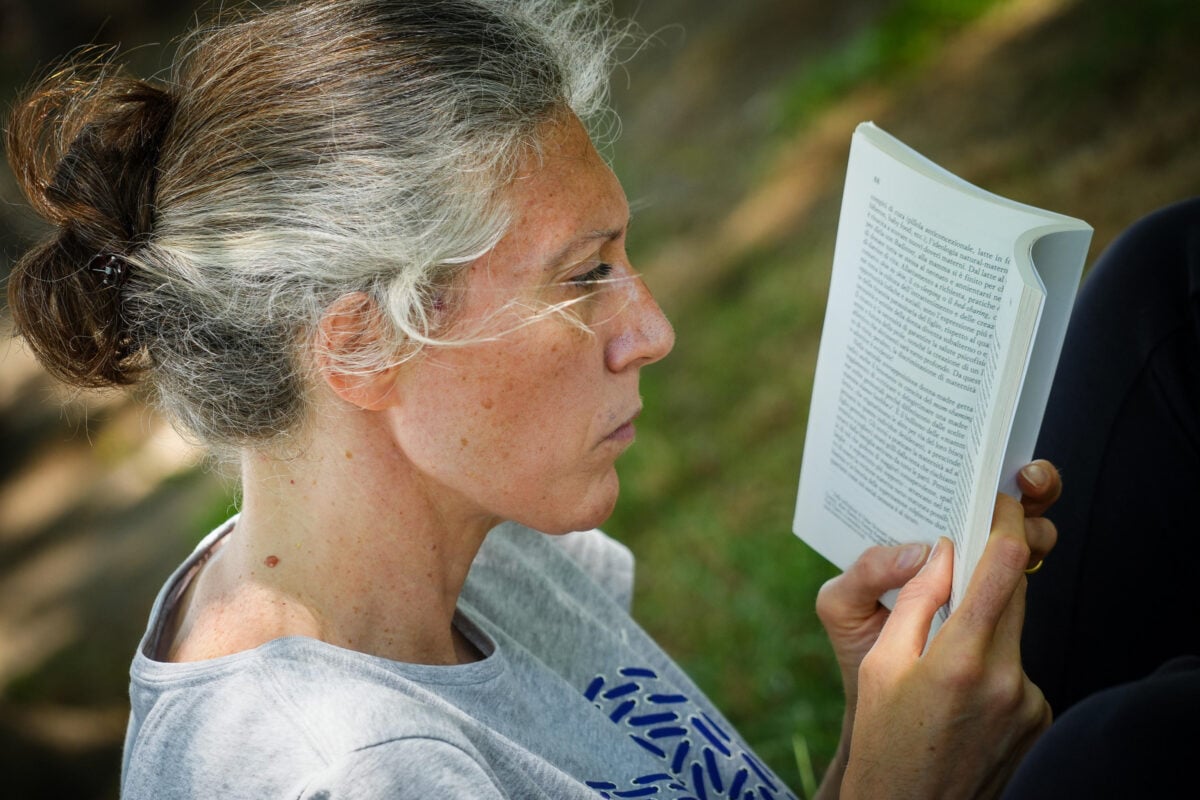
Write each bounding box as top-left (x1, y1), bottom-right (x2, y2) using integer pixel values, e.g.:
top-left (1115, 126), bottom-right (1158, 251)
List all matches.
top-left (815, 461), bottom-right (1060, 799)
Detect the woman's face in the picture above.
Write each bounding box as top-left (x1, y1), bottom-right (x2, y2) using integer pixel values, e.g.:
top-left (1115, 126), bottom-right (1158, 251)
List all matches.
top-left (385, 116), bottom-right (675, 534)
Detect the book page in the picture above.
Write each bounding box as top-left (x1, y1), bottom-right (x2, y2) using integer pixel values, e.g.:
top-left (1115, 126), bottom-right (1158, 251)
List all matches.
top-left (794, 127), bottom-right (1050, 580)
top-left (828, 193), bottom-right (1020, 552)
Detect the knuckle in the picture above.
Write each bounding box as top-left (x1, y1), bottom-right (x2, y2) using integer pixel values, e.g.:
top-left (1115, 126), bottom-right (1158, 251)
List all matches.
top-left (987, 667), bottom-right (1028, 712)
top-left (853, 545), bottom-right (890, 581)
top-left (991, 535), bottom-right (1031, 572)
top-left (1036, 697), bottom-right (1054, 731)
top-left (893, 565), bottom-right (940, 609)
top-left (1032, 517), bottom-right (1059, 548)
top-left (1024, 516), bottom-right (1052, 537)
top-left (894, 576), bottom-right (923, 604)
top-left (935, 655), bottom-right (1033, 716)
top-left (995, 493), bottom-right (1023, 515)
top-left (941, 653), bottom-right (986, 690)
top-left (858, 648), bottom-right (888, 685)
top-left (815, 579), bottom-right (840, 622)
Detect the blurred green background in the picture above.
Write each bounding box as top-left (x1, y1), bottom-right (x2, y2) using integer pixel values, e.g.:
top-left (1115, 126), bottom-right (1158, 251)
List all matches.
top-left (3, 0), bottom-right (1200, 797)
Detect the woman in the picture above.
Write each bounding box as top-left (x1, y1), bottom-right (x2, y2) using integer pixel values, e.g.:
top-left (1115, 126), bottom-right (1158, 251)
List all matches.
top-left (6, 1), bottom-right (1058, 797)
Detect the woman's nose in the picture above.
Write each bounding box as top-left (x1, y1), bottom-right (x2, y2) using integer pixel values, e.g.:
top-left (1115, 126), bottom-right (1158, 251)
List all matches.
top-left (604, 276), bottom-right (675, 373)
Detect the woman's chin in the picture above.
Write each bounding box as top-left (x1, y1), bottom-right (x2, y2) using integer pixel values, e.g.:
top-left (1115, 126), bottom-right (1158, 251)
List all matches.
top-left (528, 478), bottom-right (620, 535)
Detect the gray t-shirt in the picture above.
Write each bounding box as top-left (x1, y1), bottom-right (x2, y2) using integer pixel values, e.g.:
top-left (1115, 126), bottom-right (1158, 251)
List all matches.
top-left (122, 519), bottom-right (797, 799)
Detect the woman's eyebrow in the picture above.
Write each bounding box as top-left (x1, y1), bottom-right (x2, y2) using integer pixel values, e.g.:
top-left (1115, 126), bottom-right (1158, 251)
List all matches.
top-left (543, 220), bottom-right (630, 271)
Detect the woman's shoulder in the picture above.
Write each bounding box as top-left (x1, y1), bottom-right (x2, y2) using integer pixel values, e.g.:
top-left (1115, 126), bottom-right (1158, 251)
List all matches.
top-left (125, 636), bottom-right (510, 797)
top-left (123, 634), bottom-right (606, 800)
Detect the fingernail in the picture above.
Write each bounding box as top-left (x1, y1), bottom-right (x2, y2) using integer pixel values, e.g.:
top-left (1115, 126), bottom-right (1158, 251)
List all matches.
top-left (895, 543), bottom-right (929, 570)
top-left (1021, 463), bottom-right (1047, 487)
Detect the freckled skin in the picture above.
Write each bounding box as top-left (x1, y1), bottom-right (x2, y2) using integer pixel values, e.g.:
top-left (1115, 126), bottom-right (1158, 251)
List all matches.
top-left (382, 117), bottom-right (675, 535)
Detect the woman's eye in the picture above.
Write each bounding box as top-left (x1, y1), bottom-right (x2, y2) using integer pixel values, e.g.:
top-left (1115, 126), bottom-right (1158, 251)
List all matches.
top-left (568, 262), bottom-right (614, 288)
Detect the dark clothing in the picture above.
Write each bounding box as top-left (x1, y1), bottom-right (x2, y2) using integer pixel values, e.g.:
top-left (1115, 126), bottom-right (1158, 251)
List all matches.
top-left (1005, 656), bottom-right (1200, 798)
top-left (1022, 196), bottom-right (1200, 711)
top-left (1008, 197), bottom-right (1200, 795)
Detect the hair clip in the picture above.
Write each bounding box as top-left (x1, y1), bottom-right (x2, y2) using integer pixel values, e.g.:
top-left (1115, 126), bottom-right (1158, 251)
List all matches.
top-left (89, 254), bottom-right (128, 289)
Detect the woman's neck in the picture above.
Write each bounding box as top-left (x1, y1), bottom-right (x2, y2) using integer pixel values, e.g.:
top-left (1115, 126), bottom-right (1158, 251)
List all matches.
top-left (169, 408), bottom-right (496, 666)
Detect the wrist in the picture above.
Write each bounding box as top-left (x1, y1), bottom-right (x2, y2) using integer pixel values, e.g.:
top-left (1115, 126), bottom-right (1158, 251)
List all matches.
top-left (815, 711), bottom-right (855, 799)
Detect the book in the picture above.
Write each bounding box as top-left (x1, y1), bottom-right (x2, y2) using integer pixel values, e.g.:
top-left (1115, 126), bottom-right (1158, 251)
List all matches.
top-left (792, 121), bottom-right (1092, 619)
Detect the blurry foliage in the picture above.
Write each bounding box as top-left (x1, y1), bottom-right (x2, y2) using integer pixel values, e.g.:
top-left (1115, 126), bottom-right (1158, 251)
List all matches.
top-left (775, 0), bottom-right (1005, 131)
top-left (1055, 0), bottom-right (1200, 97)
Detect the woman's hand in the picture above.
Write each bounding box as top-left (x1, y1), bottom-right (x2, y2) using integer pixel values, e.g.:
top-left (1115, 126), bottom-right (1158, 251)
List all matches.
top-left (812, 540), bottom-right (931, 799)
top-left (814, 460), bottom-right (1061, 798)
top-left (1015, 459), bottom-right (1061, 569)
top-left (842, 497), bottom-right (1049, 798)
top-left (815, 541), bottom-right (930, 731)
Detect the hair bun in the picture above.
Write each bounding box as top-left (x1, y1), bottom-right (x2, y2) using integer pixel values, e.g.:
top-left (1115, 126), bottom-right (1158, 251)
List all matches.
top-left (6, 52), bottom-right (174, 387)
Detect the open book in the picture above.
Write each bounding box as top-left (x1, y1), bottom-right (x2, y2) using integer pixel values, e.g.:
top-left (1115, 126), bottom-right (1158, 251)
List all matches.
top-left (792, 122), bottom-right (1091, 618)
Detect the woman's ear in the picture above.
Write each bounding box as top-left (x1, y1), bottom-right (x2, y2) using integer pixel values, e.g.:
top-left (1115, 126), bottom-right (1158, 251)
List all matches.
top-left (315, 292), bottom-right (402, 411)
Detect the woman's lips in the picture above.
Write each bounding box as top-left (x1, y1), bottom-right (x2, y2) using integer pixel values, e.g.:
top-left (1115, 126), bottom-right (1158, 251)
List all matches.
top-left (605, 408), bottom-right (641, 443)
top-left (606, 420), bottom-right (636, 443)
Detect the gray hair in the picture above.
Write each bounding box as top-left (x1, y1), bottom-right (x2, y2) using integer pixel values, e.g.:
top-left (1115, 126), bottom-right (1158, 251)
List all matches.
top-left (6, 0), bottom-right (624, 449)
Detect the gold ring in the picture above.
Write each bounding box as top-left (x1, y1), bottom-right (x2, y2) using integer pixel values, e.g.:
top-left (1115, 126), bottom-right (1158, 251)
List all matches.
top-left (1023, 559), bottom-right (1045, 575)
